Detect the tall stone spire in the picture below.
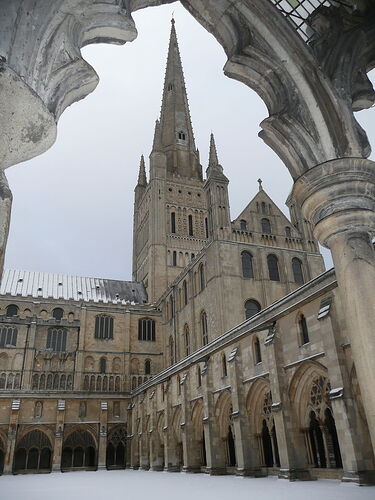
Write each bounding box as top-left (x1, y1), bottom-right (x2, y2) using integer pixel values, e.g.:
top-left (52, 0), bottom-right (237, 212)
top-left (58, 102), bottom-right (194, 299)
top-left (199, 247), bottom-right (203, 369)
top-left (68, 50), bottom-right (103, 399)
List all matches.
top-left (137, 155), bottom-right (147, 186)
top-left (154, 19), bottom-right (202, 179)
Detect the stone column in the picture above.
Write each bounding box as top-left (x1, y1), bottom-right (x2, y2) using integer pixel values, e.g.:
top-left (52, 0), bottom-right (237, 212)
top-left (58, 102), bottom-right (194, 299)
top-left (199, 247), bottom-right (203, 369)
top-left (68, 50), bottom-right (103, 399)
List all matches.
top-left (293, 158), bottom-right (375, 455)
top-left (264, 326), bottom-right (312, 480)
top-left (97, 401), bottom-right (108, 470)
top-left (317, 303), bottom-right (375, 484)
top-left (148, 390), bottom-right (163, 471)
top-left (201, 358), bottom-right (226, 475)
top-left (3, 399), bottom-right (20, 474)
top-left (0, 169), bottom-right (12, 282)
top-left (52, 399), bottom-right (66, 472)
top-left (226, 347), bottom-right (262, 476)
top-left (163, 380), bottom-right (179, 472)
top-left (129, 402), bottom-right (139, 469)
top-left (180, 372), bottom-right (200, 472)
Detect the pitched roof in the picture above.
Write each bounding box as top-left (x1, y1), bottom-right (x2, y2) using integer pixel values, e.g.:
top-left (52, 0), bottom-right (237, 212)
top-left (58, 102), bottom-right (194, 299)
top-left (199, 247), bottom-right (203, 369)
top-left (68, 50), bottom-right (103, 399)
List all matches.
top-left (0, 269), bottom-right (148, 305)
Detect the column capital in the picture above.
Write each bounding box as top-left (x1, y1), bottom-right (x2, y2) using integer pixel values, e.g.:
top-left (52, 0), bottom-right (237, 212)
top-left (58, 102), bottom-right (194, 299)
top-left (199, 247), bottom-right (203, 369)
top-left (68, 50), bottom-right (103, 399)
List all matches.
top-left (292, 158), bottom-right (375, 247)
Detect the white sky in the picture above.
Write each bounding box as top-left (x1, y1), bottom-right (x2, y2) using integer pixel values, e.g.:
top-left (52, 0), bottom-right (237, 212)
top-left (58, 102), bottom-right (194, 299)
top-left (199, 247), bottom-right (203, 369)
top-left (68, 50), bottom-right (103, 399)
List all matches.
top-left (4, 3), bottom-right (375, 280)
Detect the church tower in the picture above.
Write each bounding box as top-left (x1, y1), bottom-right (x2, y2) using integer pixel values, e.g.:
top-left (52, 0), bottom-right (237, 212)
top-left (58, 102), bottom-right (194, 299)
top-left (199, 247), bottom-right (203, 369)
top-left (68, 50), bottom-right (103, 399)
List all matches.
top-left (132, 20), bottom-right (209, 302)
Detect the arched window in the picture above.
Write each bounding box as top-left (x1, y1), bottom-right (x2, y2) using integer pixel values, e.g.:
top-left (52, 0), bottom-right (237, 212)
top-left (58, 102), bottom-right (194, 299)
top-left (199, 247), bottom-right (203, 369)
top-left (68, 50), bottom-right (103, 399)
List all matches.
top-left (205, 218), bottom-right (209, 238)
top-left (94, 315), bottom-right (114, 340)
top-left (299, 314), bottom-right (309, 345)
top-left (47, 328), bottom-right (67, 352)
top-left (138, 318), bottom-right (156, 341)
top-left (183, 280), bottom-right (188, 306)
top-left (285, 226), bottom-right (291, 238)
top-left (145, 359), bottom-right (151, 375)
top-left (178, 131), bottom-right (186, 140)
top-left (0, 326), bottom-right (18, 347)
top-left (188, 215), bottom-right (194, 236)
top-left (240, 219), bottom-right (248, 231)
top-left (52, 308), bottom-right (64, 320)
top-left (241, 251), bottom-right (254, 278)
top-left (184, 324), bottom-right (190, 356)
top-left (6, 304), bottom-right (18, 317)
top-left (253, 336), bottom-right (262, 364)
top-left (169, 336), bottom-right (174, 365)
top-left (197, 366), bottom-right (202, 387)
top-left (199, 264), bottom-right (205, 291)
top-left (99, 357), bottom-right (106, 374)
top-left (201, 311), bottom-right (208, 346)
top-left (261, 218), bottom-right (271, 234)
top-left (167, 83), bottom-right (173, 91)
top-left (221, 353), bottom-right (227, 377)
top-left (245, 300), bottom-right (261, 319)
top-left (292, 257), bottom-right (304, 284)
top-left (171, 212), bottom-right (176, 233)
top-left (261, 202), bottom-right (267, 214)
top-left (267, 254), bottom-right (280, 281)
top-left (172, 251), bottom-right (177, 266)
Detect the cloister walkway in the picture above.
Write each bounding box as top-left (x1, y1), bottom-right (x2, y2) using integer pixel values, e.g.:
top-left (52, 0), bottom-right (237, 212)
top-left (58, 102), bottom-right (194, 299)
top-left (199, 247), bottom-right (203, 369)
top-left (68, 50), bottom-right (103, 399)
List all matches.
top-left (1, 469), bottom-right (374, 500)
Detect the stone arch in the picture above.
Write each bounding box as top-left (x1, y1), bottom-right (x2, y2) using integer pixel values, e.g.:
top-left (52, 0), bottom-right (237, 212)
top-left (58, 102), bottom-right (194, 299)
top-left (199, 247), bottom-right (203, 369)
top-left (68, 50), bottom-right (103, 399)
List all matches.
top-left (191, 399), bottom-right (206, 467)
top-left (106, 425), bottom-right (127, 469)
top-left (214, 389), bottom-right (236, 468)
top-left (14, 429), bottom-right (53, 473)
top-left (84, 356), bottom-right (94, 371)
top-left (61, 427), bottom-right (97, 471)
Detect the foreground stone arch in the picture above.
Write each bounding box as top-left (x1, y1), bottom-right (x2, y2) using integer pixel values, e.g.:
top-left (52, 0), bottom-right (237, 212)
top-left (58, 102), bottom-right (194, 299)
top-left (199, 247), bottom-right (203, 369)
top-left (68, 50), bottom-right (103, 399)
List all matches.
top-left (0, 0), bottom-right (375, 454)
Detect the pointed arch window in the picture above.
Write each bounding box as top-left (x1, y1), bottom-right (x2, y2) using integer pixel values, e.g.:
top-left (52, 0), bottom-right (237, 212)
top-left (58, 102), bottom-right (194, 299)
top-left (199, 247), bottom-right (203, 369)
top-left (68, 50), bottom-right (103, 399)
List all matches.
top-left (94, 315), bottom-right (114, 340)
top-left (261, 202), bottom-right (267, 214)
top-left (201, 311), bottom-right (208, 346)
top-left (188, 215), bottom-right (194, 236)
top-left (285, 226), bottom-right (292, 238)
top-left (178, 131), bottom-right (186, 140)
top-left (172, 251), bottom-right (177, 267)
top-left (245, 300), bottom-right (261, 320)
top-left (184, 324), bottom-right (190, 356)
top-left (171, 212), bottom-right (176, 233)
top-left (253, 336), bottom-right (262, 364)
top-left (0, 326), bottom-right (18, 347)
top-left (47, 328), bottom-right (67, 352)
top-left (241, 251), bottom-right (254, 278)
top-left (298, 314), bottom-right (309, 345)
top-left (99, 357), bottom-right (107, 374)
top-left (267, 254), bottom-right (280, 281)
top-left (199, 264), bottom-right (205, 291)
top-left (292, 257), bottom-right (304, 284)
top-left (183, 280), bottom-right (188, 306)
top-left (205, 218), bottom-right (209, 238)
top-left (221, 353), bottom-right (227, 377)
top-left (240, 219), bottom-right (248, 231)
top-left (167, 83), bottom-right (174, 91)
top-left (52, 308), bottom-right (64, 320)
top-left (261, 218), bottom-right (271, 234)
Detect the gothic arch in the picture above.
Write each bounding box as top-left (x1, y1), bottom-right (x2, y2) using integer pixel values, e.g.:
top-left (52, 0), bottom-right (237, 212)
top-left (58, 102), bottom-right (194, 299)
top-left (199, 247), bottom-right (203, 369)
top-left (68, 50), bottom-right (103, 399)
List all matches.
top-left (14, 429), bottom-right (53, 473)
top-left (61, 427), bottom-right (97, 470)
top-left (246, 378), bottom-right (271, 435)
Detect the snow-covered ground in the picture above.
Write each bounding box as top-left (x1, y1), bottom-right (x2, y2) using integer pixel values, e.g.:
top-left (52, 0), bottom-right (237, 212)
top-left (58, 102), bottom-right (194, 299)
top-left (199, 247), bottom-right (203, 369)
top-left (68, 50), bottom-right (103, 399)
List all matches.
top-left (1, 470), bottom-right (374, 500)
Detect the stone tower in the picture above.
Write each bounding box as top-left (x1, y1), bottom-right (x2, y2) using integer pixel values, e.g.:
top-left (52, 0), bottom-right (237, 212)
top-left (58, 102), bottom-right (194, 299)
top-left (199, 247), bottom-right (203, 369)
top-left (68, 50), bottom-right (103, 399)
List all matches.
top-left (132, 20), bottom-right (209, 302)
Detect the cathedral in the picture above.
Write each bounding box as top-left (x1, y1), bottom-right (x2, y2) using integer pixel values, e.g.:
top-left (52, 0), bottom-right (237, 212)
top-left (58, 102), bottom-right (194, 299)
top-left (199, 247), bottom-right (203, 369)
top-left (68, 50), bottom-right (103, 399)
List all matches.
top-left (0, 19), bottom-right (373, 484)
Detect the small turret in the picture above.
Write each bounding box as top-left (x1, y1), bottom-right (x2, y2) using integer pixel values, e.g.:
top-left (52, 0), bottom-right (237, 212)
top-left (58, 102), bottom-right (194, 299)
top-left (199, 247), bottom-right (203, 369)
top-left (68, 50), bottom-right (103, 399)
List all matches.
top-left (137, 155), bottom-right (147, 187)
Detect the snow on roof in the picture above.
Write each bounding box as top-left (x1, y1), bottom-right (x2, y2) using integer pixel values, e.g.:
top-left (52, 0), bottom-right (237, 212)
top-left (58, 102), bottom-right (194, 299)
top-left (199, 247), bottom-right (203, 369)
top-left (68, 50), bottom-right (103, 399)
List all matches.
top-left (0, 269), bottom-right (148, 305)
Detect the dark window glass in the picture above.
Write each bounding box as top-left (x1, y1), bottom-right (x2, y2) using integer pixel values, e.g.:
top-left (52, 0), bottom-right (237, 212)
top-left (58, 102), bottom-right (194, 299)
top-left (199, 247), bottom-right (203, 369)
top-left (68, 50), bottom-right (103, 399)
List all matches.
top-left (261, 218), bottom-right (271, 234)
top-left (205, 218), bottom-right (209, 238)
top-left (183, 280), bottom-right (188, 305)
top-left (254, 336), bottom-right (262, 364)
top-left (241, 251), bottom-right (254, 278)
top-left (245, 300), bottom-right (261, 319)
top-left (261, 202), bottom-right (266, 214)
top-left (201, 312), bottom-right (208, 346)
top-left (292, 257), bottom-right (304, 284)
top-left (99, 357), bottom-right (106, 373)
top-left (94, 315), bottom-right (114, 340)
top-left (299, 315), bottom-right (309, 345)
top-left (52, 308), bottom-right (63, 320)
top-left (199, 264), bottom-right (205, 291)
top-left (222, 353), bottom-right (227, 377)
top-left (285, 226), bottom-right (291, 238)
top-left (184, 324), bottom-right (190, 356)
top-left (46, 328), bottom-right (67, 352)
top-left (6, 305), bottom-right (18, 317)
top-left (188, 215), bottom-right (194, 236)
top-left (145, 359), bottom-right (151, 375)
top-left (172, 251), bottom-right (177, 266)
top-left (267, 255), bottom-right (280, 281)
top-left (240, 220), bottom-right (247, 231)
top-left (171, 212), bottom-right (176, 233)
top-left (138, 318), bottom-right (156, 341)
top-left (178, 131), bottom-right (186, 140)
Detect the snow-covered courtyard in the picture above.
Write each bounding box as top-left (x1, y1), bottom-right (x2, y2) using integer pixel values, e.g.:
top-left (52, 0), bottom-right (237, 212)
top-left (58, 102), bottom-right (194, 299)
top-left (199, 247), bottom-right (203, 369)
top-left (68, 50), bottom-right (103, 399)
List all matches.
top-left (1, 470), bottom-right (374, 500)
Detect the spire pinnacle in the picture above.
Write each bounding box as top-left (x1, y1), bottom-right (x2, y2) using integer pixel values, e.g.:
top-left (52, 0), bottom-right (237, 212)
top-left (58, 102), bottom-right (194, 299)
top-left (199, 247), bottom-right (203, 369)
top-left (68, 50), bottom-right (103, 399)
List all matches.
top-left (209, 133), bottom-right (219, 168)
top-left (158, 19), bottom-right (196, 155)
top-left (137, 155), bottom-right (147, 186)
top-left (152, 119), bottom-right (161, 151)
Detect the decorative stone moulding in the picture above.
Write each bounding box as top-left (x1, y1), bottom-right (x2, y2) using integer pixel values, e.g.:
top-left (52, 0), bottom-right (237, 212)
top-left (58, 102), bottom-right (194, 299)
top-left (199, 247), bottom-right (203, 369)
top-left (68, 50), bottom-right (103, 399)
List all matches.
top-left (291, 158), bottom-right (375, 246)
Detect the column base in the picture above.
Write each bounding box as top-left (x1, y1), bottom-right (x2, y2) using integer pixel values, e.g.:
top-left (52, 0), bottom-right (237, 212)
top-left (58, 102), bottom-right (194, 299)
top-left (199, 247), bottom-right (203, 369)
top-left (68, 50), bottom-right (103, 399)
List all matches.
top-left (182, 466), bottom-right (202, 473)
top-left (140, 464), bottom-right (150, 471)
top-left (278, 468), bottom-right (315, 481)
top-left (2, 469), bottom-right (13, 475)
top-left (150, 465), bottom-right (164, 471)
top-left (51, 465), bottom-right (62, 473)
top-left (342, 470), bottom-right (375, 485)
top-left (97, 464), bottom-right (107, 470)
top-left (131, 465), bottom-right (140, 470)
top-left (235, 467), bottom-right (266, 477)
top-left (205, 467), bottom-right (227, 475)
top-left (164, 465), bottom-right (180, 472)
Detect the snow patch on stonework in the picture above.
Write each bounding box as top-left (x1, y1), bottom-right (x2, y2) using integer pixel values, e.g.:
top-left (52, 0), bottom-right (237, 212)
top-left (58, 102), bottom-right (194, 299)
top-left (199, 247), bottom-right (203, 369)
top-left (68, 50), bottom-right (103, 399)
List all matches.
top-left (1, 470), bottom-right (374, 500)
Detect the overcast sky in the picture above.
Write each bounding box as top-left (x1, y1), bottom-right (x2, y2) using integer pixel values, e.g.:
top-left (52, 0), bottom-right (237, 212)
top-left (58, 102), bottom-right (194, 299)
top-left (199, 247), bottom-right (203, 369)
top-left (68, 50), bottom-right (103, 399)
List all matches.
top-left (4, 3), bottom-right (375, 280)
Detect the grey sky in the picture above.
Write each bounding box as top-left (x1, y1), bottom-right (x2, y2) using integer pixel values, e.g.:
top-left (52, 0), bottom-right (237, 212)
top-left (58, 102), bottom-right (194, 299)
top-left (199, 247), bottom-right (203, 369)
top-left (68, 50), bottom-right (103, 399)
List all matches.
top-left (4, 3), bottom-right (375, 280)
